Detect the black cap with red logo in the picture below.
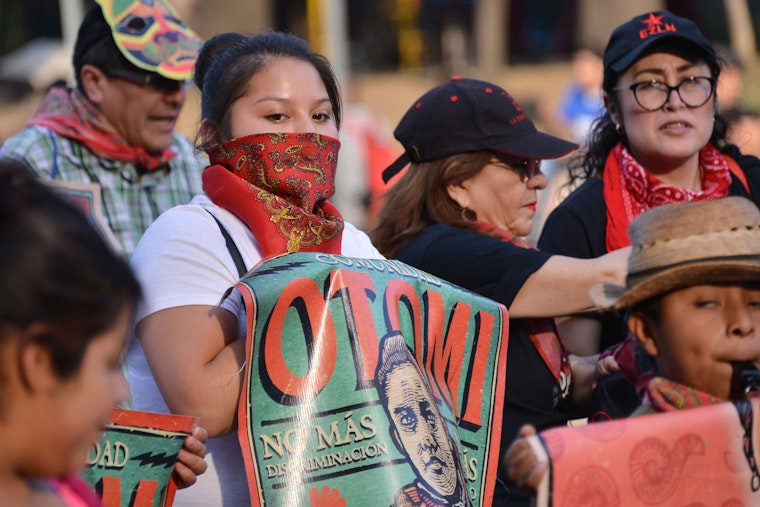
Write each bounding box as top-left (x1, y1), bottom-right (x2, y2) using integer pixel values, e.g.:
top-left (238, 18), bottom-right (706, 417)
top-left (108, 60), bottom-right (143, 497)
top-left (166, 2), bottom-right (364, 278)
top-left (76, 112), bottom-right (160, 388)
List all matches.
top-left (381, 76), bottom-right (578, 183)
top-left (603, 11), bottom-right (715, 74)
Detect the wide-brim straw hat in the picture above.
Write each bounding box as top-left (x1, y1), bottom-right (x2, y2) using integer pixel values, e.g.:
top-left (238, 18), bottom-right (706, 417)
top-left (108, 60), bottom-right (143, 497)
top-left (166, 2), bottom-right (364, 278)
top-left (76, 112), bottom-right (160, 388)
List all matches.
top-left (590, 197), bottom-right (760, 311)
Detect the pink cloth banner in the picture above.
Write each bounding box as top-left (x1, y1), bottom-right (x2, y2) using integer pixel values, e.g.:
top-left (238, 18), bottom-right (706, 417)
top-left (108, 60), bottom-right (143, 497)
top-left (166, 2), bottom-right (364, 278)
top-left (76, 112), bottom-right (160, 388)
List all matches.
top-left (530, 397), bottom-right (760, 506)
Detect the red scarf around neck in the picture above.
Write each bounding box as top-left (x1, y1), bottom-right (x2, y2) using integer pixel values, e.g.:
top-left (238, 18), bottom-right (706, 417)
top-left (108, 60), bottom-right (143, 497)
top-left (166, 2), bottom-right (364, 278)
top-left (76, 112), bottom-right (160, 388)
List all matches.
top-left (603, 142), bottom-right (733, 251)
top-left (203, 133), bottom-right (344, 257)
top-left (27, 86), bottom-right (176, 171)
top-left (473, 221), bottom-right (572, 404)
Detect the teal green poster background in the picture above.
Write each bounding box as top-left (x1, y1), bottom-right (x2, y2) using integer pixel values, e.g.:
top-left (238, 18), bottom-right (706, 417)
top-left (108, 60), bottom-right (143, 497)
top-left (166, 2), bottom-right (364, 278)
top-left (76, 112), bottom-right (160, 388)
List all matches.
top-left (82, 409), bottom-right (196, 507)
top-left (236, 253), bottom-right (509, 506)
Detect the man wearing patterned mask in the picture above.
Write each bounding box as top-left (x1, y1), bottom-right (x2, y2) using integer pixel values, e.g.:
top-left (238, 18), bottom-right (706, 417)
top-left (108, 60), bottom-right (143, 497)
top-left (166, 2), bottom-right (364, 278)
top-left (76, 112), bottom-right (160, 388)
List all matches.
top-left (0, 0), bottom-right (205, 257)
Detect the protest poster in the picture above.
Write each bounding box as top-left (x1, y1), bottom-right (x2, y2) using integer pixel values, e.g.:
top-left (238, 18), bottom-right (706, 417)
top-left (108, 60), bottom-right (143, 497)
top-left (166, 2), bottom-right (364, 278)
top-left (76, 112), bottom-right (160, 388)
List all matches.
top-left (82, 409), bottom-right (198, 507)
top-left (529, 397), bottom-right (760, 506)
top-left (235, 252), bottom-right (509, 506)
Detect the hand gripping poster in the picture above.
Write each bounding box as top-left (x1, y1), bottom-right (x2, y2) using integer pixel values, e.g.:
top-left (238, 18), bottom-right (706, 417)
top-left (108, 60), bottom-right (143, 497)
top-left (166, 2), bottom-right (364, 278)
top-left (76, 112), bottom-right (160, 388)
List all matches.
top-left (235, 253), bottom-right (509, 506)
top-left (528, 397), bottom-right (760, 506)
top-left (82, 409), bottom-right (198, 507)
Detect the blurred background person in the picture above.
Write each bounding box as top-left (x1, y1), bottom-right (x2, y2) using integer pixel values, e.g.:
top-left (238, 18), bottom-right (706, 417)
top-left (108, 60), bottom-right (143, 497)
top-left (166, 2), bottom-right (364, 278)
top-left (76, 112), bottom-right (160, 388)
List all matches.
top-left (543, 47), bottom-right (605, 146)
top-left (715, 44), bottom-right (760, 159)
top-left (715, 44), bottom-right (745, 114)
top-left (529, 46), bottom-right (605, 243)
top-left (332, 82), bottom-right (399, 231)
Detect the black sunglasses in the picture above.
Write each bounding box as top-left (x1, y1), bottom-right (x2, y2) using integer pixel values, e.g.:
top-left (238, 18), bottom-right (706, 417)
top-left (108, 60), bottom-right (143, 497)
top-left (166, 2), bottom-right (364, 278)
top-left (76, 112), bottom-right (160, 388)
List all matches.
top-left (105, 68), bottom-right (189, 94)
top-left (492, 155), bottom-right (542, 182)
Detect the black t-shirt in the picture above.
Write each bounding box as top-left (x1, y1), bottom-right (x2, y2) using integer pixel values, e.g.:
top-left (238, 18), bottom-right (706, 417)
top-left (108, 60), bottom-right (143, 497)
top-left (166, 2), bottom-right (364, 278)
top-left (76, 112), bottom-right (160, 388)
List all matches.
top-left (396, 223), bottom-right (568, 506)
top-left (538, 144), bottom-right (760, 350)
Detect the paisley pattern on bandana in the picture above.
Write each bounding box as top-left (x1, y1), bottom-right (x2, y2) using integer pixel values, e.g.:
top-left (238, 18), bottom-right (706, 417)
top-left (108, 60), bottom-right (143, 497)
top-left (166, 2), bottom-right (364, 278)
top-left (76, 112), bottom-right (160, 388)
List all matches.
top-left (203, 133), bottom-right (345, 257)
top-left (96, 0), bottom-right (201, 80)
top-left (603, 142), bottom-right (733, 250)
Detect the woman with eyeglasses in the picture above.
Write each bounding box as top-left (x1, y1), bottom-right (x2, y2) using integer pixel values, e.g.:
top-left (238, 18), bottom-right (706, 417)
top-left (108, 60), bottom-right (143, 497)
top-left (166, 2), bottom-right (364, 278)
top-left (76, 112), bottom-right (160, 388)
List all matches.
top-left (539, 11), bottom-right (760, 359)
top-left (369, 76), bottom-right (630, 506)
top-left (536, 11), bottom-right (760, 422)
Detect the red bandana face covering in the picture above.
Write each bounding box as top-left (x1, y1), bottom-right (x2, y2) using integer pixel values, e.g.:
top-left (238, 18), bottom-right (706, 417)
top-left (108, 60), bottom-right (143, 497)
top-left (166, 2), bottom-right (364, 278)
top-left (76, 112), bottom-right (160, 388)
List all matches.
top-left (203, 133), bottom-right (345, 257)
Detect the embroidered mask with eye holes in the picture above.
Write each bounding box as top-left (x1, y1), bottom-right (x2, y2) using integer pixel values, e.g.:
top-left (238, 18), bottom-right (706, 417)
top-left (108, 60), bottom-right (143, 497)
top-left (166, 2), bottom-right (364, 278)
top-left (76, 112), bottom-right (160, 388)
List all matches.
top-left (95, 0), bottom-right (202, 81)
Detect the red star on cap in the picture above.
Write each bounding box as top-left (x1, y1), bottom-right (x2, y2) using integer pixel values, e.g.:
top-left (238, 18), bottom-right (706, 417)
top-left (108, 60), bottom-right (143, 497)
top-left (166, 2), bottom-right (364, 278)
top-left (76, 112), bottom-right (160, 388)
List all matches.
top-left (640, 12), bottom-right (664, 29)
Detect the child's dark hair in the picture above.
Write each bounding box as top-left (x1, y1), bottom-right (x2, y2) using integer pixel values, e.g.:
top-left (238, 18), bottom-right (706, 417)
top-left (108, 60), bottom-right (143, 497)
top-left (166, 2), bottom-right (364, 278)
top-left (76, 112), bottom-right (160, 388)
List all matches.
top-left (630, 296), bottom-right (662, 325)
top-left (0, 159), bottom-right (141, 379)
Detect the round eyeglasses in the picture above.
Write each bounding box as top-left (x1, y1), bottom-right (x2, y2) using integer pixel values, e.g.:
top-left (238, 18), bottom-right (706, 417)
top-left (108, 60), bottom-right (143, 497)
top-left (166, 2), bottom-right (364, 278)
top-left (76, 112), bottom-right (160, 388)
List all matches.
top-left (613, 76), bottom-right (716, 111)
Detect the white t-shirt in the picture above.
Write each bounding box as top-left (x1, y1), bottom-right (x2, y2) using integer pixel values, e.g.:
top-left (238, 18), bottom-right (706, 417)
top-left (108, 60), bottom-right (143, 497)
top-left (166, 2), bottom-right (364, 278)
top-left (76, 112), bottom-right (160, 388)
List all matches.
top-left (126, 194), bottom-right (383, 506)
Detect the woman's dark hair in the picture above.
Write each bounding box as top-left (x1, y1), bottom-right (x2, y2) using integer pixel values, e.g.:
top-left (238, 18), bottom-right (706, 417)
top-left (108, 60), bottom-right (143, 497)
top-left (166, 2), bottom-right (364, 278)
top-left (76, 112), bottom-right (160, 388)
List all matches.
top-left (567, 39), bottom-right (727, 187)
top-left (194, 31), bottom-right (342, 151)
top-left (0, 159), bottom-right (141, 379)
top-left (370, 151), bottom-right (492, 259)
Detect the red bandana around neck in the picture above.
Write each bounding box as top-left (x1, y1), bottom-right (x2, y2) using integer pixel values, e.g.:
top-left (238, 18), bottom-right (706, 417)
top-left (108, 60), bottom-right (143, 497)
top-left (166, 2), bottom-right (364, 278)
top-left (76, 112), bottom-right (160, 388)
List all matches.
top-left (27, 86), bottom-right (176, 171)
top-left (644, 376), bottom-right (723, 412)
top-left (203, 133), bottom-right (344, 257)
top-left (603, 142), bottom-right (733, 251)
top-left (473, 221), bottom-right (572, 405)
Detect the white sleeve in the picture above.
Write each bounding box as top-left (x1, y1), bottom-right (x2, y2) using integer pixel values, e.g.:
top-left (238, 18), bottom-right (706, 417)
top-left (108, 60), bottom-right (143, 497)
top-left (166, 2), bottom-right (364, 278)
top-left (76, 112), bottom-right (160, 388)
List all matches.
top-left (130, 204), bottom-right (243, 324)
top-left (341, 221), bottom-right (385, 259)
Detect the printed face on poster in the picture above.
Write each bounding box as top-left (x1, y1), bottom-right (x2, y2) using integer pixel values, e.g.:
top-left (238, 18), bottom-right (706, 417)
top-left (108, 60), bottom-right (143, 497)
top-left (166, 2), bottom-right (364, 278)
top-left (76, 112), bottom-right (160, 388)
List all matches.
top-left (235, 253), bottom-right (509, 506)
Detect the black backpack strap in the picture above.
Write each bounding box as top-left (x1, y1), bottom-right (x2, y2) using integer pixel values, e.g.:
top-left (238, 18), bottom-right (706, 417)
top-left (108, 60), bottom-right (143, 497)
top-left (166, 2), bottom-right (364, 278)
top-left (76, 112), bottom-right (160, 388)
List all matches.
top-left (206, 210), bottom-right (247, 278)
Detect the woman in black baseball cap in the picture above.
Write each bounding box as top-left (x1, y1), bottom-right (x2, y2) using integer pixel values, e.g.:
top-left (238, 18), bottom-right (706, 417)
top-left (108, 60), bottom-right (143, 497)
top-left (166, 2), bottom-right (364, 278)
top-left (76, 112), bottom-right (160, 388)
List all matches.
top-left (370, 76), bottom-right (631, 506)
top-left (539, 11), bottom-right (760, 359)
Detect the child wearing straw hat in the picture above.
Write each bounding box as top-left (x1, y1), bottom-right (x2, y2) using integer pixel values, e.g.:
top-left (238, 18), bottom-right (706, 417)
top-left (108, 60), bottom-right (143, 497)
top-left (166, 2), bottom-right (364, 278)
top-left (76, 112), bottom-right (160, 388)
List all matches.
top-left (504, 195), bottom-right (760, 492)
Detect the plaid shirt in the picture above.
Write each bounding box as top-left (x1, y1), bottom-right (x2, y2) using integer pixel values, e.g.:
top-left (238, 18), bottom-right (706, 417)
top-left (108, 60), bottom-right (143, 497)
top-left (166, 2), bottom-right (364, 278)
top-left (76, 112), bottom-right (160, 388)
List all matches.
top-left (0, 125), bottom-right (206, 256)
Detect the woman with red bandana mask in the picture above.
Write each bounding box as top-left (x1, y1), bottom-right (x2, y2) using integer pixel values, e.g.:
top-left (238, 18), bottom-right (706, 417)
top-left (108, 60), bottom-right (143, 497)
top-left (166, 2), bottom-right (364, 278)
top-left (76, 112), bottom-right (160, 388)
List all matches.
top-left (125, 32), bottom-right (382, 506)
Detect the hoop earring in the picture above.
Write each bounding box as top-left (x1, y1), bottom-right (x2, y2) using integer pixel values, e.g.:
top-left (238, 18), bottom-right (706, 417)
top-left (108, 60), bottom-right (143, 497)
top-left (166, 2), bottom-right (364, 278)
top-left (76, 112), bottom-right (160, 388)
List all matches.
top-left (461, 206), bottom-right (474, 223)
top-left (615, 123), bottom-right (624, 136)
